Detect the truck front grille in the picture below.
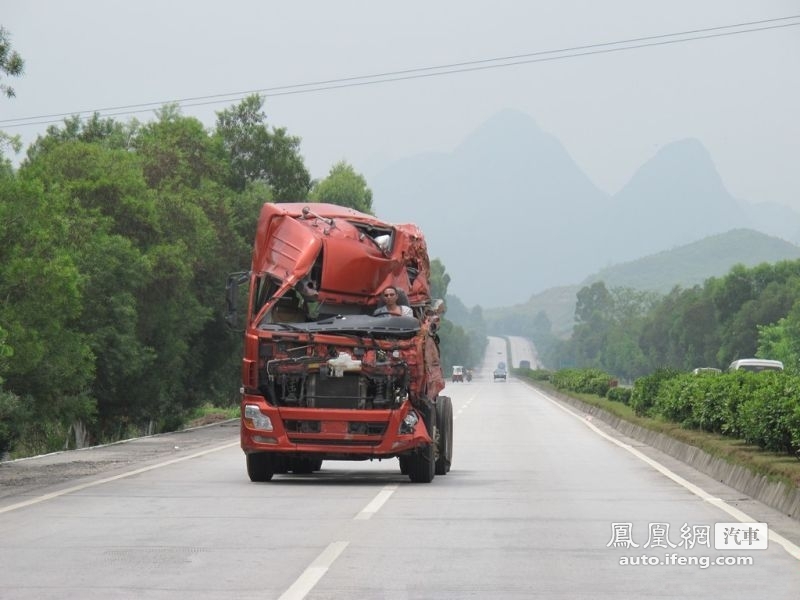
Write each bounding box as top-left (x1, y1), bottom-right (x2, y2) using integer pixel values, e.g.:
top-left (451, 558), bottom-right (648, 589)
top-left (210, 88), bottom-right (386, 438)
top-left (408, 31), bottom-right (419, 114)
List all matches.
top-left (285, 437), bottom-right (381, 447)
top-left (307, 373), bottom-right (365, 409)
top-left (284, 420), bottom-right (387, 436)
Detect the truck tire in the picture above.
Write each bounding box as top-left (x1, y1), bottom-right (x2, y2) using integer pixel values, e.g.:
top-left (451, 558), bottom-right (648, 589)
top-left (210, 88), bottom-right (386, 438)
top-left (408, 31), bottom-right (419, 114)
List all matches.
top-left (246, 452), bottom-right (274, 482)
top-left (408, 443), bottom-right (435, 483)
top-left (408, 402), bottom-right (436, 483)
top-left (398, 456), bottom-right (410, 475)
top-left (434, 395), bottom-right (453, 475)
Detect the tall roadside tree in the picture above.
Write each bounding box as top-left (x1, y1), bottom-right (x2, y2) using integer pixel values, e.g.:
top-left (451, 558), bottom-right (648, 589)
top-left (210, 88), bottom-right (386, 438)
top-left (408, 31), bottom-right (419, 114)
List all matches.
top-left (0, 26), bottom-right (25, 164)
top-left (1, 155), bottom-right (96, 451)
top-left (426, 259), bottom-right (484, 370)
top-left (570, 281), bottom-right (613, 366)
top-left (215, 94), bottom-right (310, 201)
top-left (1, 95), bottom-right (322, 456)
top-left (309, 161), bottom-right (373, 213)
top-left (17, 130), bottom-right (157, 441)
top-left (0, 132), bottom-right (21, 172)
top-left (429, 258), bottom-right (451, 300)
top-left (0, 26), bottom-right (24, 98)
top-left (711, 261), bottom-right (800, 365)
top-left (757, 300), bottom-right (800, 374)
top-left (554, 282), bottom-right (655, 379)
top-left (0, 321), bottom-right (23, 456)
top-left (133, 106), bottom-right (250, 424)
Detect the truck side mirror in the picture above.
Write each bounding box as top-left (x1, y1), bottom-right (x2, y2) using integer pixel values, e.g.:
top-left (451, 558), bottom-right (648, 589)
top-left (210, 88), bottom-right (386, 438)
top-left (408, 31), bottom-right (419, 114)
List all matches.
top-left (225, 271), bottom-right (250, 328)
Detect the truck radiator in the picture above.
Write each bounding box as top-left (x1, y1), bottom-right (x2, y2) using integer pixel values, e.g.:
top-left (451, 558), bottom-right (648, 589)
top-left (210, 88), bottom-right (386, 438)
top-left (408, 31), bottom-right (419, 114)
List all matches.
top-left (273, 372), bottom-right (401, 409)
top-left (307, 373), bottom-right (366, 409)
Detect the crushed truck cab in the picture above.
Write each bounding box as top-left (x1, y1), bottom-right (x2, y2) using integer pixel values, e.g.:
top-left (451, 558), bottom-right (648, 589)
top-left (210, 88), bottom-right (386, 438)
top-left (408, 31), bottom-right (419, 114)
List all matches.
top-left (227, 203), bottom-right (453, 483)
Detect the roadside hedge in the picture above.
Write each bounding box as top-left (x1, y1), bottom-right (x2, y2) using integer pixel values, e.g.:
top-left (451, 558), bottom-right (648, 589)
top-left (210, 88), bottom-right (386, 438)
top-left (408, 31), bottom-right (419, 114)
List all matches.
top-left (547, 367), bottom-right (800, 457)
top-left (550, 368), bottom-right (613, 397)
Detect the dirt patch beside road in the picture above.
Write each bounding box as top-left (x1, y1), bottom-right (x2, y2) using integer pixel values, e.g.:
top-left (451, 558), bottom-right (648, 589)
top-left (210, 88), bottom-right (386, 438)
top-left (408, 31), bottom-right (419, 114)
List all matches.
top-left (0, 420), bottom-right (239, 502)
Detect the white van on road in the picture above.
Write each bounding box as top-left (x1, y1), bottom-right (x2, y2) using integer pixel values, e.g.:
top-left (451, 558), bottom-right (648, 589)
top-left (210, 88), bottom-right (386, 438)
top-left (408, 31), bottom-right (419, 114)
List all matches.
top-left (727, 358), bottom-right (784, 372)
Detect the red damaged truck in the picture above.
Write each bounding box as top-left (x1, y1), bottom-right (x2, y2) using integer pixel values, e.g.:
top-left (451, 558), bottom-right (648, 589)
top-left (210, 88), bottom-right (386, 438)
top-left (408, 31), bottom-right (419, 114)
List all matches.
top-left (226, 202), bottom-right (453, 483)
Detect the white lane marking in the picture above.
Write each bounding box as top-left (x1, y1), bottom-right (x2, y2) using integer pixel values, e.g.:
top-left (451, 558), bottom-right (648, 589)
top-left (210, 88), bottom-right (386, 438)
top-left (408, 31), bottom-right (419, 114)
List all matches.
top-left (0, 441), bottom-right (240, 514)
top-left (278, 541), bottom-right (349, 600)
top-left (533, 388), bottom-right (800, 562)
top-left (355, 485), bottom-right (397, 520)
top-left (456, 391), bottom-right (478, 417)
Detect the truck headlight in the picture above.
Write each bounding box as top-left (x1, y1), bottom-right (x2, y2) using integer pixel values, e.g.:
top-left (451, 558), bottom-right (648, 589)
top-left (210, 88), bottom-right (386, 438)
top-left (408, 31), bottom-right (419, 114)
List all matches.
top-left (244, 404), bottom-right (273, 432)
top-left (399, 410), bottom-right (419, 434)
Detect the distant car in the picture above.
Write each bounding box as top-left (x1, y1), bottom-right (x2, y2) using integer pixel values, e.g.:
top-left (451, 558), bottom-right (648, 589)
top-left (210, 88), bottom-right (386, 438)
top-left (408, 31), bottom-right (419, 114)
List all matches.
top-left (727, 358), bottom-right (784, 373)
top-left (493, 366), bottom-right (507, 381)
top-left (452, 365), bottom-right (464, 382)
top-left (691, 367), bottom-right (722, 375)
top-left (519, 360), bottom-right (531, 370)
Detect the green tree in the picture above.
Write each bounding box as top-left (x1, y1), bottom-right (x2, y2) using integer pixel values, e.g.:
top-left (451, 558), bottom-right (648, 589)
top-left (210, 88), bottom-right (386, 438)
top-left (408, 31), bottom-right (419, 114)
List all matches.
top-left (571, 282), bottom-right (613, 366)
top-left (574, 281), bottom-right (613, 325)
top-left (0, 131), bottom-right (22, 170)
top-left (26, 114), bottom-right (138, 162)
top-left (309, 161), bottom-right (373, 213)
top-left (0, 166), bottom-right (95, 429)
top-left (562, 283), bottom-right (656, 378)
top-left (131, 109), bottom-right (251, 424)
top-left (20, 115), bottom-right (228, 432)
top-left (715, 268), bottom-right (800, 365)
top-left (0, 96), bottom-right (322, 454)
top-left (135, 105), bottom-right (225, 191)
top-left (215, 94), bottom-right (310, 201)
top-left (15, 135), bottom-right (158, 434)
top-left (0, 323), bottom-right (12, 384)
top-left (528, 310), bottom-right (558, 362)
top-left (639, 285), bottom-right (717, 371)
top-left (423, 260), bottom-right (486, 370)
top-left (429, 258), bottom-right (451, 300)
top-left (0, 27), bottom-right (24, 98)
top-left (636, 260), bottom-right (800, 374)
top-left (438, 319), bottom-right (471, 370)
top-left (757, 299), bottom-right (800, 373)
top-left (673, 288), bottom-right (720, 369)
top-left (23, 136), bottom-right (158, 245)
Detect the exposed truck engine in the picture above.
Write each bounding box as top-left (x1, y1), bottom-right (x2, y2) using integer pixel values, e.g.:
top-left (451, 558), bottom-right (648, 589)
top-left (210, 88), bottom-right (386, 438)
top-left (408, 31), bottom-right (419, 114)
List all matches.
top-left (227, 202), bottom-right (453, 483)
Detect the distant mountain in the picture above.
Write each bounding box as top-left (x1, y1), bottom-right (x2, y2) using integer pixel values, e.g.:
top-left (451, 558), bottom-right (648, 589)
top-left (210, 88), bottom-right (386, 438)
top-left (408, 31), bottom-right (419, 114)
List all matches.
top-left (583, 229), bottom-right (800, 292)
top-left (599, 139), bottom-right (749, 262)
top-left (371, 109), bottom-right (609, 307)
top-left (741, 201), bottom-right (800, 243)
top-left (488, 229), bottom-right (800, 338)
top-left (370, 109), bottom-right (800, 307)
top-left (488, 284), bottom-right (581, 339)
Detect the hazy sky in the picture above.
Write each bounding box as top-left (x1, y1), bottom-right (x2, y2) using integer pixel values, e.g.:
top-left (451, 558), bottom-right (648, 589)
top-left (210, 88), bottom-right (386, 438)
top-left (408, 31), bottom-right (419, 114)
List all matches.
top-left (3, 1), bottom-right (799, 213)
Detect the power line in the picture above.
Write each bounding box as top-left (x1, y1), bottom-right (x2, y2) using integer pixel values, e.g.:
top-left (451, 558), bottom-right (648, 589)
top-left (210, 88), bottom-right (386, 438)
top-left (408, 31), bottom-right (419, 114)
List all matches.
top-left (2, 15), bottom-right (798, 129)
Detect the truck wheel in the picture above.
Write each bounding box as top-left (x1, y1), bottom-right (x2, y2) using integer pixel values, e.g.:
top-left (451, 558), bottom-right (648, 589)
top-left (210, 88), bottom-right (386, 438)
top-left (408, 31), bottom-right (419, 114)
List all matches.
top-left (434, 396), bottom-right (453, 475)
top-left (408, 443), bottom-right (435, 483)
top-left (398, 456), bottom-right (410, 475)
top-left (246, 453), bottom-right (274, 482)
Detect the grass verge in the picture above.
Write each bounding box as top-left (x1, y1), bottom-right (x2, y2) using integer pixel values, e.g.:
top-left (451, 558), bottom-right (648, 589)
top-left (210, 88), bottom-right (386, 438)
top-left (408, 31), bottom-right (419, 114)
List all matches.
top-left (184, 403), bottom-right (239, 428)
